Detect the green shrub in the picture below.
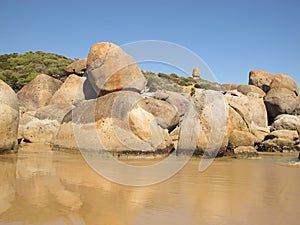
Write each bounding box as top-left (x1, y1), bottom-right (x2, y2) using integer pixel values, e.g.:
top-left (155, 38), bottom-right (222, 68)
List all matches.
top-left (177, 77), bottom-right (196, 86)
top-left (169, 73), bottom-right (179, 79)
top-left (195, 83), bottom-right (220, 91)
top-left (143, 71), bottom-right (183, 93)
top-left (190, 87), bottom-right (195, 96)
top-left (0, 51), bottom-right (73, 91)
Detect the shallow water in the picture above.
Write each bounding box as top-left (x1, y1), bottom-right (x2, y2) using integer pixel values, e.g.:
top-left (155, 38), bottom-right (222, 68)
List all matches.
top-left (0, 144), bottom-right (299, 225)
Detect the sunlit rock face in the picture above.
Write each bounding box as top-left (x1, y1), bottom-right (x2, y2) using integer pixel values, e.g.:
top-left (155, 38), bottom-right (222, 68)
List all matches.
top-left (51, 91), bottom-right (173, 155)
top-left (86, 42), bottom-right (146, 96)
top-left (248, 70), bottom-right (300, 123)
top-left (0, 80), bottom-right (19, 153)
top-left (17, 74), bottom-right (62, 111)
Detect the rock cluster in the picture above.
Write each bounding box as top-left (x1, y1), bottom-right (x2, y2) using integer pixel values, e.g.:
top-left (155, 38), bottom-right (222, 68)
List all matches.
top-left (0, 42), bottom-right (299, 159)
top-left (16, 73), bottom-right (87, 145)
top-left (249, 70), bottom-right (300, 123)
top-left (257, 115), bottom-right (300, 152)
top-left (51, 42), bottom-right (172, 155)
top-left (247, 70), bottom-right (300, 153)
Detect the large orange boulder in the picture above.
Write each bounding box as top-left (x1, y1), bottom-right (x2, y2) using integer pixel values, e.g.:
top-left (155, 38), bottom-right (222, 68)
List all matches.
top-left (86, 42), bottom-right (146, 96)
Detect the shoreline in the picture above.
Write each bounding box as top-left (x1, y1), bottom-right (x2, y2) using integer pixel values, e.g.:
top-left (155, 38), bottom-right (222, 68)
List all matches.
top-left (10, 142), bottom-right (299, 161)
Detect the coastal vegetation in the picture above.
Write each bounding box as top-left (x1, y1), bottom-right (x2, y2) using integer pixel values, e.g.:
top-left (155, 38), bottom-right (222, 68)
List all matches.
top-left (0, 51), bottom-right (221, 93)
top-left (142, 71), bottom-right (220, 93)
top-left (0, 51), bottom-right (73, 91)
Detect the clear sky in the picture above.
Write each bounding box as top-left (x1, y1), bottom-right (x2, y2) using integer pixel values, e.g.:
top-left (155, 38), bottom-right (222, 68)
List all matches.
top-left (0, 0), bottom-right (299, 85)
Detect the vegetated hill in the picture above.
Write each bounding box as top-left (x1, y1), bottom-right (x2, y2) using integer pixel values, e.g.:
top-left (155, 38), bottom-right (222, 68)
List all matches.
top-left (0, 51), bottom-right (73, 91)
top-left (0, 51), bottom-right (220, 94)
top-left (143, 71), bottom-right (221, 94)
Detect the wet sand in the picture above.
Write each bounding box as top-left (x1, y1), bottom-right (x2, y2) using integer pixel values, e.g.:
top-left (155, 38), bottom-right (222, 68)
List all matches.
top-left (0, 143), bottom-right (299, 225)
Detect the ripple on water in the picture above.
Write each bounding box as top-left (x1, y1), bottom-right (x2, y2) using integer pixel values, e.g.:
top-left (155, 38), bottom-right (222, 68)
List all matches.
top-left (287, 159), bottom-right (300, 166)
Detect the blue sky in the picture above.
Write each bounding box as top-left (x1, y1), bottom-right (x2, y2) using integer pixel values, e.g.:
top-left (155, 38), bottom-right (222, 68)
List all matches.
top-left (0, 0), bottom-right (299, 85)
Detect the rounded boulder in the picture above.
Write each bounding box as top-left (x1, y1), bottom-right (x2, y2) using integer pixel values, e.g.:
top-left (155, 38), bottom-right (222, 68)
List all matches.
top-left (0, 80), bottom-right (19, 153)
top-left (86, 42), bottom-right (146, 96)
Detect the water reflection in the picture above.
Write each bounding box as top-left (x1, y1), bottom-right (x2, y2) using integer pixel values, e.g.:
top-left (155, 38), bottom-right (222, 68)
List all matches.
top-left (0, 145), bottom-right (299, 225)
